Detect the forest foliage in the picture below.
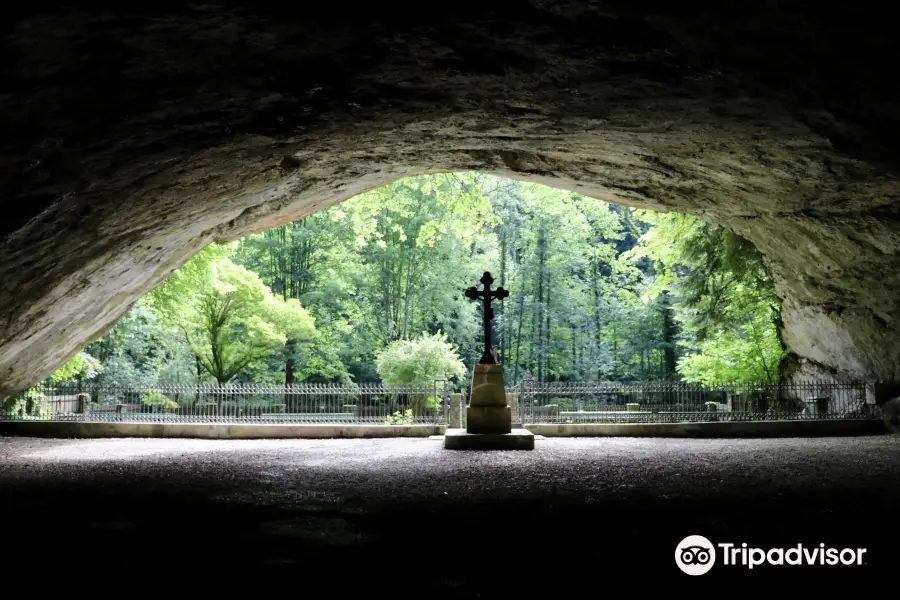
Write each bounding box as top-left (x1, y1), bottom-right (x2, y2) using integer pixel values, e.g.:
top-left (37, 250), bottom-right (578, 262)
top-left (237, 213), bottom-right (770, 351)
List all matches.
top-left (50, 172), bottom-right (787, 389)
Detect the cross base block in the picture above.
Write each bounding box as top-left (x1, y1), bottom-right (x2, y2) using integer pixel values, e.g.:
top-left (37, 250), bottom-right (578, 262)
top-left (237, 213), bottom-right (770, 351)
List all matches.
top-left (469, 363), bottom-right (507, 407)
top-left (443, 428), bottom-right (535, 450)
top-left (466, 405), bottom-right (512, 434)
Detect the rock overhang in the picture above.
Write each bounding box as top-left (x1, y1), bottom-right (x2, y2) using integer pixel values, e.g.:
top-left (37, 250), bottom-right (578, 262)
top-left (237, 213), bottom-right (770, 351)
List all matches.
top-left (1, 2), bottom-right (899, 394)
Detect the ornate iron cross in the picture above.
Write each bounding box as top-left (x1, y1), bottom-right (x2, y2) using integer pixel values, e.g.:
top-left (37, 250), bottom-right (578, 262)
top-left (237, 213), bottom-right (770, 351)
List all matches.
top-left (465, 271), bottom-right (509, 364)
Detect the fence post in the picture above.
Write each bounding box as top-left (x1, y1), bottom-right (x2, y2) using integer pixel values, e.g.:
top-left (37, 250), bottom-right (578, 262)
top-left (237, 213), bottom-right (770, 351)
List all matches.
top-left (817, 396), bottom-right (830, 418)
top-left (507, 391), bottom-right (518, 426)
top-left (865, 382), bottom-right (876, 405)
top-left (442, 380), bottom-right (449, 426)
top-left (447, 393), bottom-right (458, 428)
top-left (519, 374), bottom-right (532, 425)
top-left (460, 392), bottom-right (467, 428)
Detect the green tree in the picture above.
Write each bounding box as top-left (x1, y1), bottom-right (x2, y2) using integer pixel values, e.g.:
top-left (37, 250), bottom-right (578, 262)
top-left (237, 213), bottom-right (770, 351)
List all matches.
top-left (69, 172), bottom-right (789, 392)
top-left (85, 298), bottom-right (194, 387)
top-left (375, 331), bottom-right (467, 386)
top-left (628, 211), bottom-right (785, 383)
top-left (375, 331), bottom-right (467, 415)
top-left (175, 254), bottom-right (317, 385)
top-left (48, 351), bottom-right (104, 383)
top-left (676, 284), bottom-right (786, 384)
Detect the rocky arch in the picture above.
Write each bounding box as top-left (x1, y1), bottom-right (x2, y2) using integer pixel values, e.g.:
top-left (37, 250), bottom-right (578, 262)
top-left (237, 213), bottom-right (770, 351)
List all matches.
top-left (2, 2), bottom-right (899, 395)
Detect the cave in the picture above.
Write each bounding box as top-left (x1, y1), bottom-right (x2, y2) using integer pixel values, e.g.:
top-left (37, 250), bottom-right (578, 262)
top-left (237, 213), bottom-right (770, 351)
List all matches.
top-left (2, 2), bottom-right (899, 396)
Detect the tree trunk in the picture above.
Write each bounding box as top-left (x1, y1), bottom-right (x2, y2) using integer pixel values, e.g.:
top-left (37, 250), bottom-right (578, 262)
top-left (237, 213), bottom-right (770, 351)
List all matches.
top-left (284, 339), bottom-right (296, 411)
top-left (216, 380), bottom-right (225, 415)
top-left (535, 226), bottom-right (545, 382)
top-left (571, 327), bottom-right (577, 379)
top-left (591, 253), bottom-right (603, 380)
top-left (661, 292), bottom-right (677, 378)
top-left (544, 266), bottom-right (551, 381)
top-left (611, 321), bottom-right (618, 378)
top-left (513, 290), bottom-right (525, 384)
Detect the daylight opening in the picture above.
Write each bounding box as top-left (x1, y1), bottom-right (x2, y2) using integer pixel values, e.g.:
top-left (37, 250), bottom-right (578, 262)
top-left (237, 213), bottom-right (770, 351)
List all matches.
top-left (4, 173), bottom-right (872, 424)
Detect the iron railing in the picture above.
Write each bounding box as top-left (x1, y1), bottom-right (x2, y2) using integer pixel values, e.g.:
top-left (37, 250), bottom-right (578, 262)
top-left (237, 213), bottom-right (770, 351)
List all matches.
top-left (1, 378), bottom-right (878, 427)
top-left (1, 381), bottom-right (450, 425)
top-left (516, 379), bottom-right (876, 424)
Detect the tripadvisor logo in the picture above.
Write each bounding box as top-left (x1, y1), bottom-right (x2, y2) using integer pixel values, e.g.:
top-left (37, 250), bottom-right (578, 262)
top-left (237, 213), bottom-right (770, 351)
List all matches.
top-left (675, 535), bottom-right (716, 575)
top-left (675, 535), bottom-right (867, 574)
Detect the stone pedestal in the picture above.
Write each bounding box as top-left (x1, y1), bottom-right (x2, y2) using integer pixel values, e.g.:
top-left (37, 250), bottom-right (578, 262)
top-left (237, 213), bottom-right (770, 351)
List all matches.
top-left (466, 363), bottom-right (511, 434)
top-left (444, 363), bottom-right (534, 450)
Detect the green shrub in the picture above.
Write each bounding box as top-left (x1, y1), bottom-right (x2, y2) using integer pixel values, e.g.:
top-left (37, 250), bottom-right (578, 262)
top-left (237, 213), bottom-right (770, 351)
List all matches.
top-left (403, 393), bottom-right (443, 416)
top-left (141, 391), bottom-right (179, 412)
top-left (375, 332), bottom-right (466, 387)
top-left (385, 409), bottom-right (414, 425)
top-left (1, 388), bottom-right (50, 419)
top-left (550, 397), bottom-right (574, 410)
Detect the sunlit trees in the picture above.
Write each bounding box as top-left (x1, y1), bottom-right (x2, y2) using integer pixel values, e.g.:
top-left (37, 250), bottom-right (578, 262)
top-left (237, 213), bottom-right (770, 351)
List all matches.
top-left (375, 331), bottom-right (467, 386)
top-left (52, 172), bottom-right (784, 389)
top-left (675, 287), bottom-right (785, 384)
top-left (168, 250), bottom-right (316, 384)
top-left (78, 298), bottom-right (193, 387)
top-left (375, 331), bottom-right (467, 415)
top-left (628, 211), bottom-right (785, 383)
top-left (48, 351), bottom-right (103, 383)
top-left (487, 178), bottom-right (664, 383)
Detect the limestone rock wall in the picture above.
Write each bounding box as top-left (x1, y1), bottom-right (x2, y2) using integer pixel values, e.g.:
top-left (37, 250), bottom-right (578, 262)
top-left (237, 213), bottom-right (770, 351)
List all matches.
top-left (1, 2), bottom-right (899, 394)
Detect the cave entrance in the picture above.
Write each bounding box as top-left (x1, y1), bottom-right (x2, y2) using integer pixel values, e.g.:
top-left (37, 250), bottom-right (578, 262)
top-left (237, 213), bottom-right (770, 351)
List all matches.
top-left (9, 172), bottom-right (858, 426)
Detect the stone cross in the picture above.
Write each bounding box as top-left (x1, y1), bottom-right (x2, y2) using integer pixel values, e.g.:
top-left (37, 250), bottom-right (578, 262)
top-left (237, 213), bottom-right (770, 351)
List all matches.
top-left (464, 271), bottom-right (509, 364)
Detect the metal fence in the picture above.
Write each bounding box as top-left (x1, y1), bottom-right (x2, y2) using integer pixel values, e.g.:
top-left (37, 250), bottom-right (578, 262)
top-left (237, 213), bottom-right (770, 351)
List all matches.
top-left (0, 381), bottom-right (450, 425)
top-left (1, 378), bottom-right (879, 427)
top-left (517, 379), bottom-right (877, 423)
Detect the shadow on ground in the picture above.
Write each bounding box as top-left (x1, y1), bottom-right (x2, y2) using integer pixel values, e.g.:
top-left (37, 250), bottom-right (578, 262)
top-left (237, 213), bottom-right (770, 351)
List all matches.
top-left (0, 436), bottom-right (895, 592)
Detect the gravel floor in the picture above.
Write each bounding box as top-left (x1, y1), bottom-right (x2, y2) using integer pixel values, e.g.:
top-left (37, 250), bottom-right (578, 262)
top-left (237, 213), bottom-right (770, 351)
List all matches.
top-left (1, 435), bottom-right (896, 590)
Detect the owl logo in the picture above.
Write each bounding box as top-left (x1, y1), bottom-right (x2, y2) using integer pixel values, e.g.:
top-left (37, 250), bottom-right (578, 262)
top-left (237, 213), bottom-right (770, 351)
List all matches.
top-left (675, 535), bottom-right (716, 575)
